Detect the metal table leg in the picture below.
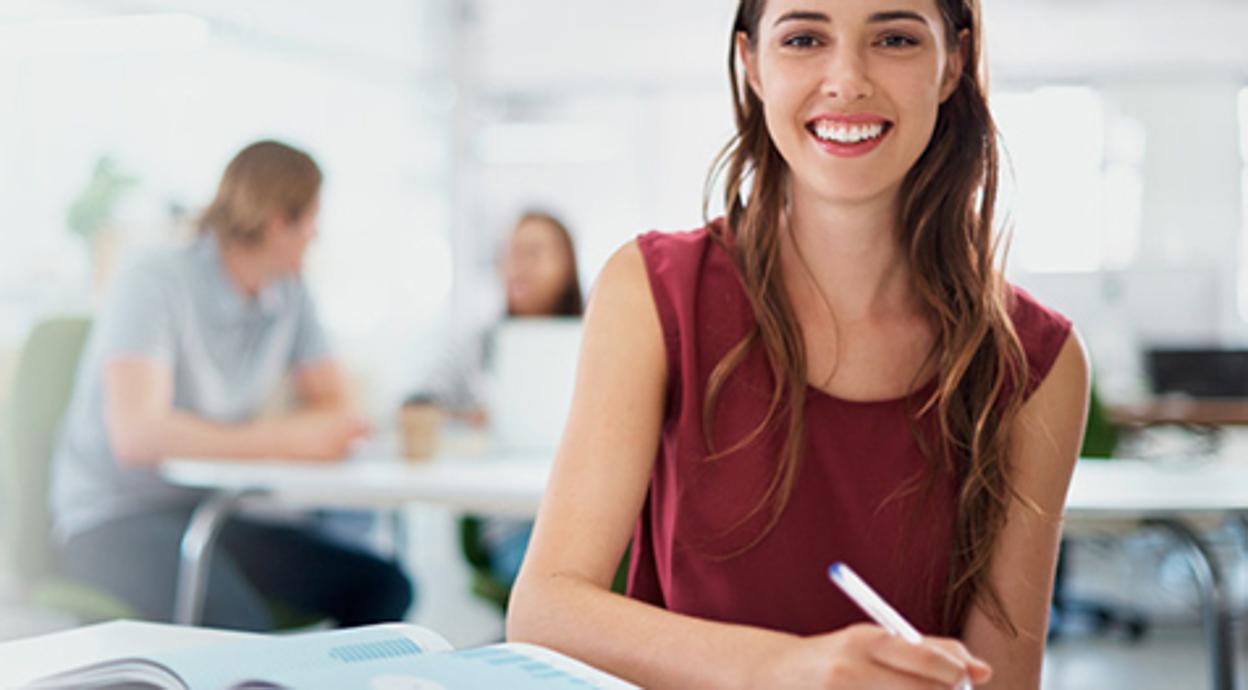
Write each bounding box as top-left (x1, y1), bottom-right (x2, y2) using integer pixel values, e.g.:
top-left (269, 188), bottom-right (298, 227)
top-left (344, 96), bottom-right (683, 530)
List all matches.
top-left (174, 490), bottom-right (257, 626)
top-left (1145, 518), bottom-right (1235, 690)
top-left (390, 508), bottom-right (409, 563)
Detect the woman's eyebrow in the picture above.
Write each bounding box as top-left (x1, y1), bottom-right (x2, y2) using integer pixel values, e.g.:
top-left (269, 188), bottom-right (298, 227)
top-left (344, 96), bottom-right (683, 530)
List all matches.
top-left (772, 9), bottom-right (931, 28)
top-left (773, 10), bottom-right (831, 27)
top-left (867, 10), bottom-right (930, 26)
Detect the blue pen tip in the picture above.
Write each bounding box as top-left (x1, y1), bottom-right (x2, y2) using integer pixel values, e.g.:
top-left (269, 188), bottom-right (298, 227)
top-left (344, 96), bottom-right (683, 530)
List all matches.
top-left (828, 562), bottom-right (844, 578)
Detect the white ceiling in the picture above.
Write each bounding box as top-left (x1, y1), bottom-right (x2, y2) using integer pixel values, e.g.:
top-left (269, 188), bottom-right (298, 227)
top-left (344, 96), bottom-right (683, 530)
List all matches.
top-left (0, 0), bottom-right (448, 75)
top-left (985, 1), bottom-right (1248, 81)
top-left (2, 0), bottom-right (1246, 88)
top-left (469, 0), bottom-right (1248, 95)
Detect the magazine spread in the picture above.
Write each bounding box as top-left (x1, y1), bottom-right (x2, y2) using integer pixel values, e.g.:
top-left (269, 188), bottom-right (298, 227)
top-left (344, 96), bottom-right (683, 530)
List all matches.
top-left (27, 623), bottom-right (638, 690)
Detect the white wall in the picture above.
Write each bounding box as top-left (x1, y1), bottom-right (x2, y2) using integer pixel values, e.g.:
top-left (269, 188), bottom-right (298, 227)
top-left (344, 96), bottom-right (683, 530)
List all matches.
top-left (1011, 77), bottom-right (1247, 399)
top-left (451, 0), bottom-right (737, 321)
top-left (0, 0), bottom-right (461, 419)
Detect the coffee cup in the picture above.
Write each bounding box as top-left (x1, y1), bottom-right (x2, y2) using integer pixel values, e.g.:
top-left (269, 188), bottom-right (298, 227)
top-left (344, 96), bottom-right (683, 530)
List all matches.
top-left (399, 394), bottom-right (443, 462)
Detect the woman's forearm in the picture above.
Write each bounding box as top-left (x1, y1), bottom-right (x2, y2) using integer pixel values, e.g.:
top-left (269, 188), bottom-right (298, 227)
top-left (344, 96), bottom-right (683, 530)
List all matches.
top-left (508, 572), bottom-right (795, 690)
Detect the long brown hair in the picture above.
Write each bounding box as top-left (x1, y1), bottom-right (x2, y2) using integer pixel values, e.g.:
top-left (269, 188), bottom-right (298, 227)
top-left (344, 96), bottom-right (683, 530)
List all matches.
top-left (703, 0), bottom-right (1027, 635)
top-left (199, 140), bottom-right (322, 248)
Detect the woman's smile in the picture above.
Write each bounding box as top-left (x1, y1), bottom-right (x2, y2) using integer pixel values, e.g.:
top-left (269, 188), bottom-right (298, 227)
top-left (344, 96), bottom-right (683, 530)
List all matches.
top-left (806, 113), bottom-right (895, 158)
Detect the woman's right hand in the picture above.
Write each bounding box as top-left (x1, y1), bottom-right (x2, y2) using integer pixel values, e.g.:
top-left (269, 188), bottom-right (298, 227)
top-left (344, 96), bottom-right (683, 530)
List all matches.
top-left (750, 624), bottom-right (992, 690)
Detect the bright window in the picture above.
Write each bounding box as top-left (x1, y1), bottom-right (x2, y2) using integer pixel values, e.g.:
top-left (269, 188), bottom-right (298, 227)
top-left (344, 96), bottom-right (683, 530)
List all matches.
top-left (1238, 87), bottom-right (1248, 319)
top-left (992, 86), bottom-right (1143, 273)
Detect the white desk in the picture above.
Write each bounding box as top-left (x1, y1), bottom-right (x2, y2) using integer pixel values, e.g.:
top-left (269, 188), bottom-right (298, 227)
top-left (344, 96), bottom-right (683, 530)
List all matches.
top-left (159, 451), bottom-right (550, 630)
top-left (166, 453), bottom-right (1248, 524)
top-left (160, 454), bottom-right (1248, 690)
top-left (1067, 458), bottom-right (1248, 516)
top-left (0, 620), bottom-right (251, 687)
top-left (163, 452), bottom-right (552, 517)
top-left (1064, 457), bottom-right (1248, 690)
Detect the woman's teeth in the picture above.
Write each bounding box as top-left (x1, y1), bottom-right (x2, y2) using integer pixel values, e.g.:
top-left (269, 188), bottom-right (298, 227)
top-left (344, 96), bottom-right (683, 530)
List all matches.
top-left (811, 121), bottom-right (887, 144)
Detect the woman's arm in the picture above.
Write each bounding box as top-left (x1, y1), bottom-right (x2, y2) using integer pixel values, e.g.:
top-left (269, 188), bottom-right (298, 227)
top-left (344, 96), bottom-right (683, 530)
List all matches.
top-left (418, 326), bottom-right (492, 423)
top-left (961, 331), bottom-right (1091, 689)
top-left (507, 241), bottom-right (989, 690)
top-left (104, 357), bottom-right (365, 466)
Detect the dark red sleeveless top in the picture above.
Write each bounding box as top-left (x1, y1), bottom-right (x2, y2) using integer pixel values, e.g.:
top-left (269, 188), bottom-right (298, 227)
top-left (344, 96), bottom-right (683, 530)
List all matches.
top-left (628, 226), bottom-right (1072, 637)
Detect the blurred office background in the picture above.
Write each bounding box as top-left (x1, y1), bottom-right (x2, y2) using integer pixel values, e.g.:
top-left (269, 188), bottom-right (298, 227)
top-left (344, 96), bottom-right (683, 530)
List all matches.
top-left (2, 0), bottom-right (1248, 687)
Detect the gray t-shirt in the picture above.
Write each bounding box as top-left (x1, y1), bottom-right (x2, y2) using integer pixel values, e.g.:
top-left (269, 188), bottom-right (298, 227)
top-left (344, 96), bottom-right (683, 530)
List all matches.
top-left (50, 235), bottom-right (329, 543)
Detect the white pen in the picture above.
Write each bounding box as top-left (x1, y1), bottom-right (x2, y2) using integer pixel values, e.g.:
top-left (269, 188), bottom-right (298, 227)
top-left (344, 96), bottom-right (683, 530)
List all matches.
top-left (828, 562), bottom-right (973, 690)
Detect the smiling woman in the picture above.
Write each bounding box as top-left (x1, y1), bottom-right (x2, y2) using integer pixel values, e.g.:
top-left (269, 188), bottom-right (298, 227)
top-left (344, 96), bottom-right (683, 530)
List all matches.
top-left (505, 1), bottom-right (1089, 689)
top-left (739, 2), bottom-right (963, 204)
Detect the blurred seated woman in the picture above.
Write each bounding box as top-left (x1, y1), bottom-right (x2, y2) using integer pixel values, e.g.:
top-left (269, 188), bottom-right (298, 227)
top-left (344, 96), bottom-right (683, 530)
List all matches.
top-left (50, 140), bottom-right (413, 631)
top-left (423, 211), bottom-right (583, 423)
top-left (419, 211), bottom-right (582, 592)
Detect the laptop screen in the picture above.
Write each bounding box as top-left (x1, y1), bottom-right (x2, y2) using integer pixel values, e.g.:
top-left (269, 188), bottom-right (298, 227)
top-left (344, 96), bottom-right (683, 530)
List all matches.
top-left (490, 318), bottom-right (583, 451)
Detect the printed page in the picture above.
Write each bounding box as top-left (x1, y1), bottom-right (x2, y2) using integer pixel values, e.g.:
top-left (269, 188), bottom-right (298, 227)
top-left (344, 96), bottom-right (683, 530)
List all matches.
top-left (264, 642), bottom-right (639, 690)
top-left (473, 643), bottom-right (639, 689)
top-left (30, 625), bottom-right (638, 690)
top-left (152, 623), bottom-right (451, 689)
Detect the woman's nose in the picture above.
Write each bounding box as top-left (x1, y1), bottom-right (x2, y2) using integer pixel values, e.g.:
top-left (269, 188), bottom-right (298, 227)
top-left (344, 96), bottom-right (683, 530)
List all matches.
top-left (822, 48), bottom-right (873, 103)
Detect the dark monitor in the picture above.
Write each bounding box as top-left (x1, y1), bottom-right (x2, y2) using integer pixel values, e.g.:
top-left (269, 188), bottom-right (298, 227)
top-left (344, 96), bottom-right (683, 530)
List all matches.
top-left (1145, 348), bottom-right (1248, 398)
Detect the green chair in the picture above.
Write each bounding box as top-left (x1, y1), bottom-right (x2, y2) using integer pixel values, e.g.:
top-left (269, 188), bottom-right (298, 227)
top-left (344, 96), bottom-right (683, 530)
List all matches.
top-left (459, 516), bottom-right (512, 612)
top-left (1081, 384), bottom-right (1119, 460)
top-left (1, 316), bottom-right (135, 622)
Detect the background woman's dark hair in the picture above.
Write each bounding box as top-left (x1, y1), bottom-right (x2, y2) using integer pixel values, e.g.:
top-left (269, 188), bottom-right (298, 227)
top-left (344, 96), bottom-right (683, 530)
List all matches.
top-left (507, 210), bottom-right (584, 317)
top-left (702, 0), bottom-right (1028, 636)
top-left (199, 140), bottom-right (322, 248)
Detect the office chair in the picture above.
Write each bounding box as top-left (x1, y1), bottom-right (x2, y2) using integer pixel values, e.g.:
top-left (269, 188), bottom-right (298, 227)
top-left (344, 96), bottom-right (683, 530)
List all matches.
top-left (0, 316), bottom-right (135, 622)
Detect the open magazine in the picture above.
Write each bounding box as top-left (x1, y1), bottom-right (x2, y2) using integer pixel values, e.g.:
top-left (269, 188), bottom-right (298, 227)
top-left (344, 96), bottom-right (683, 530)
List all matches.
top-left (26, 622), bottom-right (638, 690)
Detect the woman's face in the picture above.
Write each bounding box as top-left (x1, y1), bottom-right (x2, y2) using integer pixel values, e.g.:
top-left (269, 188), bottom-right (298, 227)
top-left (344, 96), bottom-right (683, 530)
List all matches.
top-left (503, 217), bottom-right (575, 316)
top-left (741, 0), bottom-right (963, 206)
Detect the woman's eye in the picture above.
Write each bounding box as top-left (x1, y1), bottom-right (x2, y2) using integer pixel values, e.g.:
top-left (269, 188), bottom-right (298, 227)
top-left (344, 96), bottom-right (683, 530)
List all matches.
top-left (878, 34), bottom-right (919, 49)
top-left (782, 34), bottom-right (821, 49)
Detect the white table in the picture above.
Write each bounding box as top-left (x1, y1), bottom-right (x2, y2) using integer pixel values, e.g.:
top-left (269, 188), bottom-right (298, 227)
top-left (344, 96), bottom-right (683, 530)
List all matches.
top-left (1065, 458), bottom-right (1248, 690)
top-left (161, 454), bottom-right (1248, 690)
top-left (0, 620), bottom-right (252, 687)
top-left (1067, 458), bottom-right (1248, 515)
top-left (160, 451), bottom-right (551, 629)
top-left (163, 452), bottom-right (553, 517)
